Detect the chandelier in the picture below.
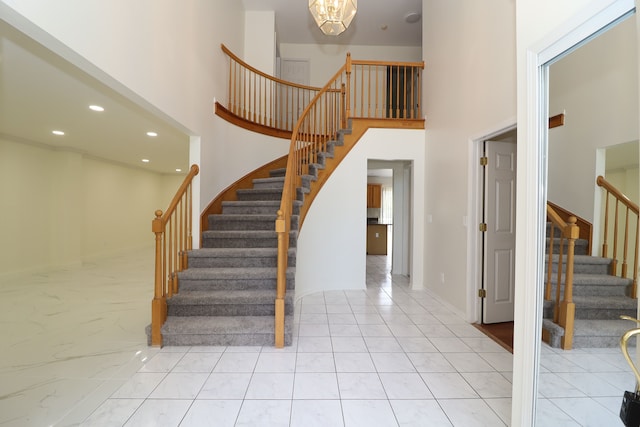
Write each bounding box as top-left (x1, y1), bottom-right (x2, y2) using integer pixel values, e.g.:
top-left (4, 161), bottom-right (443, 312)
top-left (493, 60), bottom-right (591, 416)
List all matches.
top-left (309, 0), bottom-right (357, 36)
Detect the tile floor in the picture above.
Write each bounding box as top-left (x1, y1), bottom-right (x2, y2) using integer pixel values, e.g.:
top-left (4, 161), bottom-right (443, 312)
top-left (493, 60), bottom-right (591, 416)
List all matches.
top-left (0, 250), bottom-right (635, 426)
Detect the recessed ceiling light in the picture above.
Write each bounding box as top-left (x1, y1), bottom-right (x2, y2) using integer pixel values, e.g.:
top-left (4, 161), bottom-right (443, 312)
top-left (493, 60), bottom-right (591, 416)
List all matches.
top-left (52, 130), bottom-right (65, 136)
top-left (142, 159), bottom-right (150, 163)
top-left (146, 131), bottom-right (158, 137)
top-left (175, 168), bottom-right (182, 172)
top-left (89, 105), bottom-right (104, 112)
top-left (380, 24), bottom-right (388, 31)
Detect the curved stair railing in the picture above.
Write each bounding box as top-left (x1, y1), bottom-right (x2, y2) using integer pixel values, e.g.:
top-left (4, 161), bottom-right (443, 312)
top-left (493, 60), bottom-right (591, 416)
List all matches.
top-left (545, 204), bottom-right (580, 350)
top-left (597, 175), bottom-right (639, 297)
top-left (220, 44), bottom-right (324, 134)
top-left (150, 164), bottom-right (199, 346)
top-left (274, 54), bottom-right (425, 347)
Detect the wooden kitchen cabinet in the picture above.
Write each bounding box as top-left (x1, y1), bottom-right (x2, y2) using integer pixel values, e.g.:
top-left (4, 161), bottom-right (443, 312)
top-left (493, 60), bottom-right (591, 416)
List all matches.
top-left (367, 184), bottom-right (382, 208)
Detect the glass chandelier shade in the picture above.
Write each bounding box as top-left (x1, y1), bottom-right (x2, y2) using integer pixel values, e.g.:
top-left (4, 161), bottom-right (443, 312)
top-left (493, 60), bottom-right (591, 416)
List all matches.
top-left (309, 0), bottom-right (357, 36)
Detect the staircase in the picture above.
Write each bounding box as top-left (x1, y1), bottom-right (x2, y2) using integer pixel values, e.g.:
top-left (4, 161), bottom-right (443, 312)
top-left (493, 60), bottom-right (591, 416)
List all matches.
top-left (148, 134), bottom-right (345, 347)
top-left (542, 225), bottom-right (637, 348)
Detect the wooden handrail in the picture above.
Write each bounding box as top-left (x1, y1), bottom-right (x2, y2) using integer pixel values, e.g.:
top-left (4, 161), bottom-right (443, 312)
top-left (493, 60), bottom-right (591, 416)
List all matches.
top-left (597, 175), bottom-right (639, 297)
top-left (221, 44), bottom-right (324, 133)
top-left (547, 200), bottom-right (592, 254)
top-left (150, 164), bottom-right (199, 347)
top-left (274, 53), bottom-right (424, 347)
top-left (545, 203), bottom-right (579, 350)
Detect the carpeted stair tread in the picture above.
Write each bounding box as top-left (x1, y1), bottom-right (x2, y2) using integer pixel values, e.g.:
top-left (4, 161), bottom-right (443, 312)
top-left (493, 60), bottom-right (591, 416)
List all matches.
top-left (572, 294), bottom-right (638, 309)
top-left (546, 273), bottom-right (632, 286)
top-left (178, 266), bottom-right (294, 280)
top-left (160, 315), bottom-right (294, 346)
top-left (188, 247), bottom-right (282, 258)
top-left (252, 177), bottom-right (285, 189)
top-left (168, 289), bottom-right (294, 305)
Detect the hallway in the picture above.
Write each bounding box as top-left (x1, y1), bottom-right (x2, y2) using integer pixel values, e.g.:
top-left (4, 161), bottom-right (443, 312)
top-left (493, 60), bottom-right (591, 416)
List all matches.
top-left (0, 251), bottom-right (633, 425)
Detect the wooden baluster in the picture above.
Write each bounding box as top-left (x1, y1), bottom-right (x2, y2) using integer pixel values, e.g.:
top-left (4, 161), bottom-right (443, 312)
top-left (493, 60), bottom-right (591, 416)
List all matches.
top-left (345, 53), bottom-right (351, 120)
top-left (634, 215), bottom-right (639, 298)
top-left (341, 83), bottom-right (347, 129)
top-left (545, 223), bottom-right (554, 300)
top-left (603, 191), bottom-right (610, 257)
top-left (612, 199), bottom-right (620, 275)
top-left (403, 66), bottom-right (407, 118)
top-left (554, 233), bottom-right (564, 324)
top-left (622, 207), bottom-right (630, 278)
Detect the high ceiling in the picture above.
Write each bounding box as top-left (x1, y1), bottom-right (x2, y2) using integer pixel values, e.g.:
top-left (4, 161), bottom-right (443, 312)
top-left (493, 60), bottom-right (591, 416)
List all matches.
top-left (0, 2), bottom-right (422, 175)
top-left (243, 0), bottom-right (422, 47)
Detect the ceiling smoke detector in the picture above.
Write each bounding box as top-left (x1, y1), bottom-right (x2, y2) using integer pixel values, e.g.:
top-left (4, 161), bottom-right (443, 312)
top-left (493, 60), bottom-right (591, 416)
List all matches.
top-left (404, 12), bottom-right (421, 24)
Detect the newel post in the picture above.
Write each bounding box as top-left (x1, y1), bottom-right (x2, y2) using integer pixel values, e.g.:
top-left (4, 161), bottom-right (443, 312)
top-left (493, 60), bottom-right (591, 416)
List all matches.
top-left (151, 210), bottom-right (166, 347)
top-left (275, 210), bottom-right (287, 348)
top-left (559, 217), bottom-right (579, 350)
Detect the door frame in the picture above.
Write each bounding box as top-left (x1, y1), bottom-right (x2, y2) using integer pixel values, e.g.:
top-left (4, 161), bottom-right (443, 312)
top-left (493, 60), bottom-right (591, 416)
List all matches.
top-left (467, 122), bottom-right (517, 325)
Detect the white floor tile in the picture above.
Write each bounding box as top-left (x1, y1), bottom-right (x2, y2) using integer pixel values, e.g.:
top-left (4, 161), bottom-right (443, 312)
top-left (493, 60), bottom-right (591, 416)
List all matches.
top-left (212, 352), bottom-right (259, 373)
top-left (293, 372), bottom-right (340, 399)
top-left (364, 337), bottom-right (404, 353)
top-left (443, 352), bottom-right (496, 372)
top-left (197, 373), bottom-right (252, 399)
top-left (330, 323), bottom-right (363, 336)
top-left (337, 373), bottom-right (387, 399)
top-left (389, 400), bottom-right (453, 426)
top-left (245, 373), bottom-right (294, 399)
top-left (371, 352), bottom-right (416, 373)
top-left (439, 399), bottom-right (507, 427)
top-left (290, 400), bottom-right (344, 427)
top-left (461, 372), bottom-right (513, 398)
top-left (235, 400), bottom-right (292, 427)
top-left (407, 353), bottom-right (456, 373)
top-left (420, 372), bottom-right (479, 399)
top-left (550, 397), bottom-right (623, 426)
top-left (180, 400), bottom-right (242, 427)
top-left (172, 352), bottom-right (222, 373)
top-left (123, 399), bottom-right (192, 427)
top-left (332, 336), bottom-right (368, 352)
top-left (80, 399), bottom-right (143, 427)
top-left (379, 373), bottom-right (433, 399)
top-left (110, 373), bottom-right (167, 399)
top-left (149, 372), bottom-right (208, 399)
top-left (297, 336), bottom-right (333, 352)
top-left (295, 352), bottom-right (336, 372)
top-left (342, 400), bottom-right (399, 427)
top-left (254, 352), bottom-right (297, 373)
top-left (334, 352), bottom-right (376, 372)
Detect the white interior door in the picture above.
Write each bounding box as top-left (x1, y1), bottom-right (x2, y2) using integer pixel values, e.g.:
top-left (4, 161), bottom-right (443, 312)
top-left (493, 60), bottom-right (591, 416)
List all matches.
top-left (482, 140), bottom-right (517, 323)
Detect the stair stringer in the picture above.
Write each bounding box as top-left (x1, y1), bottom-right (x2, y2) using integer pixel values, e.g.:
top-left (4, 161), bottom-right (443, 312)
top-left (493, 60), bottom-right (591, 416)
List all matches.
top-left (299, 118), bottom-right (424, 227)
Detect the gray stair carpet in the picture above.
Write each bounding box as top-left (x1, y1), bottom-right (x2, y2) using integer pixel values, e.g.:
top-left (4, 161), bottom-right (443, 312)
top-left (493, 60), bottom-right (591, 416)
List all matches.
top-left (542, 228), bottom-right (638, 348)
top-left (147, 133), bottom-right (345, 347)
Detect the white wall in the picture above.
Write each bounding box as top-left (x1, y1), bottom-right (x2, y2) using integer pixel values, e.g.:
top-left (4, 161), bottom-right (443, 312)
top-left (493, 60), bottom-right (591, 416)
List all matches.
top-left (295, 128), bottom-right (425, 298)
top-left (0, 136), bottom-right (183, 277)
top-left (279, 43), bottom-right (422, 86)
top-left (422, 0), bottom-right (516, 314)
top-left (244, 11), bottom-right (276, 75)
top-left (548, 16), bottom-right (638, 221)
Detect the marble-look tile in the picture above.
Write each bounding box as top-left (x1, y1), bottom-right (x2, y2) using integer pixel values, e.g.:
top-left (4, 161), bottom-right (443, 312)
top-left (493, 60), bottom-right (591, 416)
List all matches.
top-left (443, 352), bottom-right (496, 372)
top-left (389, 400), bottom-right (453, 426)
top-left (379, 373), bottom-right (432, 399)
top-left (342, 400), bottom-right (399, 427)
top-left (149, 372), bottom-right (209, 399)
top-left (245, 373), bottom-right (294, 399)
top-left (293, 372), bottom-right (340, 399)
top-left (328, 313), bottom-right (358, 324)
top-left (535, 398), bottom-right (581, 426)
top-left (254, 352), bottom-right (297, 373)
top-left (358, 324), bottom-right (393, 337)
top-left (447, 323), bottom-right (487, 338)
top-left (420, 372), bottom-right (478, 399)
top-left (80, 398), bottom-right (144, 427)
top-left (110, 372), bottom-right (167, 398)
top-left (137, 352), bottom-right (184, 373)
top-left (461, 372), bottom-right (513, 398)
top-left (123, 399), bottom-right (192, 427)
top-left (295, 352), bottom-right (336, 372)
top-left (538, 373), bottom-right (586, 398)
top-left (371, 352), bottom-right (416, 373)
top-left (326, 304), bottom-right (353, 314)
top-left (407, 353), bottom-right (456, 373)
top-left (396, 337), bottom-right (437, 353)
top-left (334, 353), bottom-right (376, 372)
top-left (298, 323), bottom-right (331, 337)
top-left (332, 336), bottom-right (368, 352)
top-left (337, 373), bottom-right (387, 399)
top-left (301, 303), bottom-right (328, 314)
top-left (479, 352), bottom-right (514, 372)
top-left (550, 397), bottom-right (622, 426)
top-left (439, 398), bottom-right (507, 426)
top-left (235, 400), bottom-right (292, 427)
top-left (329, 323), bottom-right (362, 336)
top-left (461, 337), bottom-right (507, 352)
top-left (290, 400), bottom-right (344, 427)
top-left (429, 337), bottom-right (473, 353)
top-left (364, 337), bottom-right (403, 353)
top-left (417, 324), bottom-right (456, 338)
top-left (197, 373), bottom-right (252, 399)
top-left (180, 400), bottom-right (242, 427)
top-left (556, 372), bottom-right (622, 397)
top-left (297, 336), bottom-right (333, 352)
top-left (172, 352), bottom-right (222, 373)
top-left (354, 313), bottom-right (385, 325)
top-left (299, 313), bottom-right (329, 324)
top-left (212, 352), bottom-right (259, 372)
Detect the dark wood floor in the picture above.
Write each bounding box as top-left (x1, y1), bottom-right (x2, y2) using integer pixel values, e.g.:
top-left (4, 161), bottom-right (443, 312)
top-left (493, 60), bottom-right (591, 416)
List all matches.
top-left (473, 321), bottom-right (514, 353)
